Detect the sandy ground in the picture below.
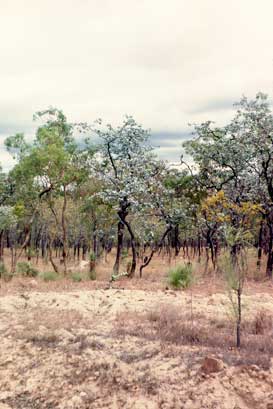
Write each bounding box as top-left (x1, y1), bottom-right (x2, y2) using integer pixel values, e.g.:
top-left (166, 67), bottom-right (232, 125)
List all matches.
top-left (0, 283), bottom-right (273, 409)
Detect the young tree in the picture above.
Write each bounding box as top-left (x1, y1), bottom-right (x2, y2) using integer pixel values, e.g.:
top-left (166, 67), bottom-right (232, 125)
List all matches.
top-left (222, 226), bottom-right (250, 348)
top-left (6, 108), bottom-right (91, 273)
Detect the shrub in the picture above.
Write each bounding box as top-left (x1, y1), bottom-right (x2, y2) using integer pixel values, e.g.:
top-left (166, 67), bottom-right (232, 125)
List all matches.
top-left (71, 272), bottom-right (83, 282)
top-left (16, 261), bottom-right (38, 277)
top-left (121, 249), bottom-right (128, 259)
top-left (89, 252), bottom-right (96, 262)
top-left (26, 247), bottom-right (36, 259)
top-left (40, 271), bottom-right (59, 282)
top-left (168, 263), bottom-right (193, 289)
top-left (0, 262), bottom-right (12, 281)
top-left (0, 262), bottom-right (7, 277)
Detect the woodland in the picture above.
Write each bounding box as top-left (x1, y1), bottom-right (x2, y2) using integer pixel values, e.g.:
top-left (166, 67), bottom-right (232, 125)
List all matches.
top-left (1, 93), bottom-right (273, 409)
top-left (0, 92), bottom-right (272, 283)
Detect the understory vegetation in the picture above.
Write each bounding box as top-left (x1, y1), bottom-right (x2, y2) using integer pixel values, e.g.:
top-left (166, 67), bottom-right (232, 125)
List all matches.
top-left (1, 92), bottom-right (273, 349)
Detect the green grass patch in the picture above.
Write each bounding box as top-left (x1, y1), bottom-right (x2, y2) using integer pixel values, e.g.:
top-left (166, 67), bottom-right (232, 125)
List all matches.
top-left (40, 271), bottom-right (59, 282)
top-left (168, 264), bottom-right (193, 289)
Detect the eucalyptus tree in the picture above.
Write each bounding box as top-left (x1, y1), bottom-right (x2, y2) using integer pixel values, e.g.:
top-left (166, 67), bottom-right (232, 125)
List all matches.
top-left (90, 116), bottom-right (163, 276)
top-left (5, 108), bottom-right (91, 273)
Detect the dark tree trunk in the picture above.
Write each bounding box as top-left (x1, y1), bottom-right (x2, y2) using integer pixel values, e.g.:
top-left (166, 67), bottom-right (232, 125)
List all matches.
top-left (266, 223), bottom-right (273, 278)
top-left (0, 230), bottom-right (3, 261)
top-left (61, 186), bottom-right (68, 274)
top-left (113, 220), bottom-right (125, 274)
top-left (139, 225), bottom-right (172, 278)
top-left (257, 218), bottom-right (264, 270)
top-left (236, 288), bottom-right (242, 348)
top-left (197, 234), bottom-right (201, 263)
top-left (82, 242), bottom-right (87, 260)
top-left (117, 210), bottom-right (136, 277)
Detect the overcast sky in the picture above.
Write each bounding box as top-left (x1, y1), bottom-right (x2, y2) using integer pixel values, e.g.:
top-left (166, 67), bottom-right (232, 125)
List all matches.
top-left (0, 0), bottom-right (272, 171)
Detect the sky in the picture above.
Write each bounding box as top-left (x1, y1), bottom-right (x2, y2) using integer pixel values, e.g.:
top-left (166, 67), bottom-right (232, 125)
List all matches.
top-left (0, 0), bottom-right (272, 171)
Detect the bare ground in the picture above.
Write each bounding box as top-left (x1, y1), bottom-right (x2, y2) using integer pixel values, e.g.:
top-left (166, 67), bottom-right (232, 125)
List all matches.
top-left (1, 281), bottom-right (273, 409)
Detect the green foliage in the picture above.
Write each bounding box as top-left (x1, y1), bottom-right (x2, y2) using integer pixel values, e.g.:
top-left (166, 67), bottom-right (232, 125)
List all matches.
top-left (121, 249), bottom-right (128, 259)
top-left (16, 261), bottom-right (38, 277)
top-left (0, 262), bottom-right (12, 281)
top-left (26, 247), bottom-right (36, 259)
top-left (89, 252), bottom-right (96, 262)
top-left (168, 264), bottom-right (193, 289)
top-left (71, 272), bottom-right (83, 282)
top-left (0, 206), bottom-right (17, 230)
top-left (0, 262), bottom-right (7, 277)
top-left (13, 201), bottom-right (25, 219)
top-left (40, 271), bottom-right (59, 282)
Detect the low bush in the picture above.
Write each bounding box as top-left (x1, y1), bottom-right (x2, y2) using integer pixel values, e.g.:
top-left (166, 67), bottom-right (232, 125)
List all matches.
top-left (0, 261), bottom-right (7, 277)
top-left (89, 252), bottom-right (96, 262)
top-left (16, 261), bottom-right (38, 277)
top-left (168, 263), bottom-right (193, 289)
top-left (40, 271), bottom-right (59, 282)
top-left (0, 262), bottom-right (12, 281)
top-left (121, 249), bottom-right (129, 259)
top-left (71, 272), bottom-right (83, 282)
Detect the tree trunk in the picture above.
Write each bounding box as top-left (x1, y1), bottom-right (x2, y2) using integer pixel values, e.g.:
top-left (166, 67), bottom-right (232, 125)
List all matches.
top-left (61, 185), bottom-right (68, 274)
top-left (10, 212), bottom-right (36, 274)
top-left (93, 230), bottom-right (97, 255)
top-left (266, 222), bottom-right (273, 278)
top-left (48, 239), bottom-right (59, 273)
top-left (0, 230), bottom-right (3, 262)
top-left (139, 225), bottom-right (172, 278)
top-left (113, 220), bottom-right (125, 274)
top-left (256, 218), bottom-right (264, 270)
top-left (121, 218), bottom-right (136, 277)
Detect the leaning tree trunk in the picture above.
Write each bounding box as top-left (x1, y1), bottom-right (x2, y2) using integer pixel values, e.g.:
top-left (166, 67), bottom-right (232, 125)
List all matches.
top-left (48, 238), bottom-right (59, 273)
top-left (116, 207), bottom-right (136, 277)
top-left (121, 217), bottom-right (136, 277)
top-left (139, 225), bottom-right (172, 278)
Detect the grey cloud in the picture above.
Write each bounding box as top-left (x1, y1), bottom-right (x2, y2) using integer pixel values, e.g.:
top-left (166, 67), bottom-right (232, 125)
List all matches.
top-left (187, 99), bottom-right (237, 115)
top-left (0, 0), bottom-right (273, 170)
top-left (151, 131), bottom-right (191, 147)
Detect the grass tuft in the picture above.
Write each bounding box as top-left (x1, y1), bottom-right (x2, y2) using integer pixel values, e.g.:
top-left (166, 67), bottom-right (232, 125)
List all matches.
top-left (40, 271), bottom-right (59, 282)
top-left (168, 263), bottom-right (193, 289)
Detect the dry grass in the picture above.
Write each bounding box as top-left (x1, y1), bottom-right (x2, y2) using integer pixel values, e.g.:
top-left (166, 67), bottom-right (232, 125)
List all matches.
top-left (2, 392), bottom-right (56, 409)
top-left (114, 303), bottom-right (273, 369)
top-left (10, 308), bottom-right (97, 352)
top-left (16, 308), bottom-right (87, 332)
